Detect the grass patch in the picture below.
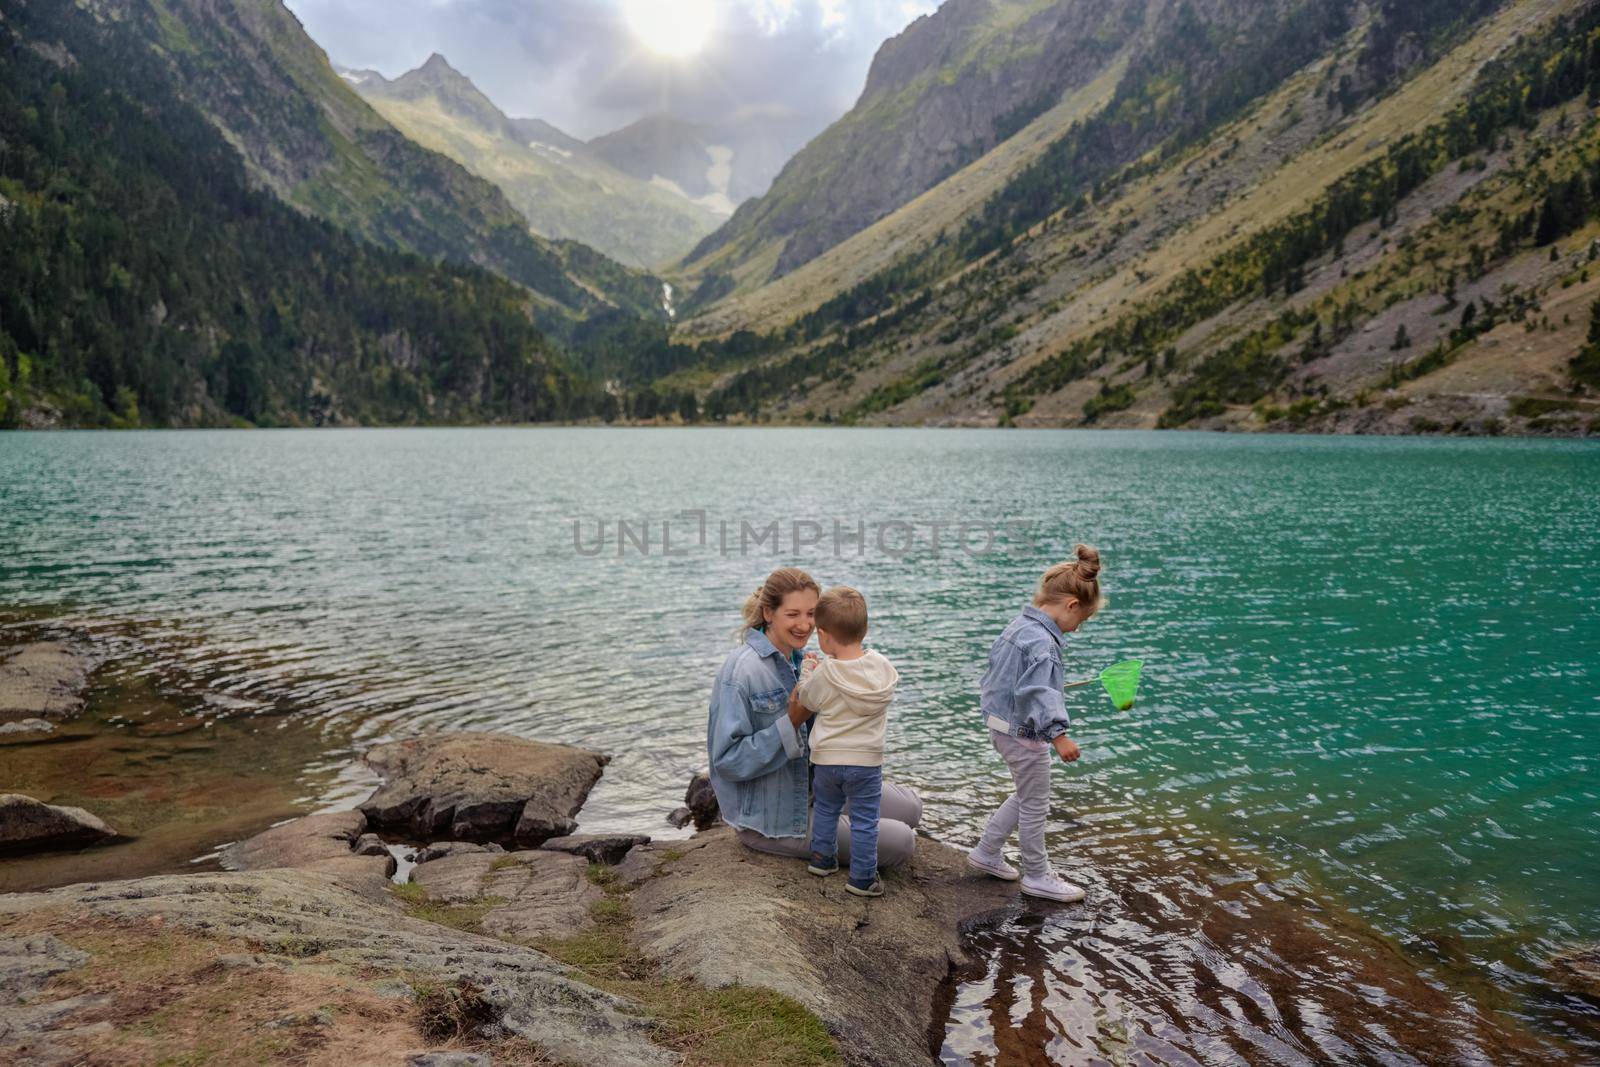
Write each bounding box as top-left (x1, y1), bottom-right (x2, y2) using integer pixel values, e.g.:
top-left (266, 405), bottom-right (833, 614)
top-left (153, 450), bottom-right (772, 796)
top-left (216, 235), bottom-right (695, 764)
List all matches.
top-left (534, 872), bottom-right (839, 1067)
top-left (390, 883), bottom-right (506, 935)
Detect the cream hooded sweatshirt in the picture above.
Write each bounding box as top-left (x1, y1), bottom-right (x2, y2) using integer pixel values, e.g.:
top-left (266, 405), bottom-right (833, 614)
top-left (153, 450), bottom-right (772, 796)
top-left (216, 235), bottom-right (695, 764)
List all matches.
top-left (797, 651), bottom-right (899, 767)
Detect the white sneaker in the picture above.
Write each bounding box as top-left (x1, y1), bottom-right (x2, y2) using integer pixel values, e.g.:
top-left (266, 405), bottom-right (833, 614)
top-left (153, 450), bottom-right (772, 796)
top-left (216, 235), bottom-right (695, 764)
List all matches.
top-left (966, 846), bottom-right (1021, 881)
top-left (1020, 871), bottom-right (1086, 903)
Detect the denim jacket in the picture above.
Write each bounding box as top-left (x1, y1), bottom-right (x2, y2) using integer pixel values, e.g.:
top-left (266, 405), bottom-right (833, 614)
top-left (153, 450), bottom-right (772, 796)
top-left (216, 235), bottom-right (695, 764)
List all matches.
top-left (979, 605), bottom-right (1070, 742)
top-left (706, 628), bottom-right (811, 838)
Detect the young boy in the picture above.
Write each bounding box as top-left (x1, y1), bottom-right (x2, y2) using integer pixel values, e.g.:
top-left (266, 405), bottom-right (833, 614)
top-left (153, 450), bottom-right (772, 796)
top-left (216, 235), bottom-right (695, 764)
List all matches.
top-left (797, 585), bottom-right (899, 897)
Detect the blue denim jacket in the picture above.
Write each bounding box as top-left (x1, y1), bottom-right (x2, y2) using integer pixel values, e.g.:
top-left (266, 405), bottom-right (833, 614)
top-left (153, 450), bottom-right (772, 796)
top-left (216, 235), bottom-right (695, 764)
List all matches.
top-left (979, 605), bottom-right (1070, 741)
top-left (707, 628), bottom-right (811, 838)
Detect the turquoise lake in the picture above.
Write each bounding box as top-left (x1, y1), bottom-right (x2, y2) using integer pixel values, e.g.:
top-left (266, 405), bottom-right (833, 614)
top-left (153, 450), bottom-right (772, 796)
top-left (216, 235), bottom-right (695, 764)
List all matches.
top-left (1, 428), bottom-right (1596, 1062)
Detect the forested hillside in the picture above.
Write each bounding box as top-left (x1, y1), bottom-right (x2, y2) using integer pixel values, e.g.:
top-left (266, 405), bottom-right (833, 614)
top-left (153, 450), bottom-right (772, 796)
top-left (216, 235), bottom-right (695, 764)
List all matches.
top-left (117, 0), bottom-right (661, 322)
top-left (0, 0), bottom-right (600, 427)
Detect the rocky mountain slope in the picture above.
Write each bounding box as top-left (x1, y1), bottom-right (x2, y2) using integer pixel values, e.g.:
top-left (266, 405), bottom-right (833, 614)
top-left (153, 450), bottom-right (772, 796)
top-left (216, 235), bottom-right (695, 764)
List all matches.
top-left (677, 0), bottom-right (1156, 290)
top-left (350, 54), bottom-right (723, 268)
top-left (667, 0), bottom-right (1598, 437)
top-left (107, 0), bottom-right (663, 321)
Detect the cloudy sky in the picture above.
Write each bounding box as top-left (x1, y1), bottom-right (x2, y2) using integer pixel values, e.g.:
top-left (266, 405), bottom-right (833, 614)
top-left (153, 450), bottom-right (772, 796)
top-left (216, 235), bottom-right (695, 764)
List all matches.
top-left (285, 0), bottom-right (938, 140)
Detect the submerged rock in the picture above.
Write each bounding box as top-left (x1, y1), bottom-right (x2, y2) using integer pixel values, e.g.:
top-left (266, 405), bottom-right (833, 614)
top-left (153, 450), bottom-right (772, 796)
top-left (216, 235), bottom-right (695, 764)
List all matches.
top-left (630, 826), bottom-right (1016, 1067)
top-left (1553, 943), bottom-right (1600, 997)
top-left (540, 833), bottom-right (651, 865)
top-left (409, 849), bottom-right (603, 942)
top-left (0, 643), bottom-right (93, 724)
top-left (360, 732), bottom-right (609, 847)
top-left (0, 794), bottom-right (117, 855)
top-left (0, 868), bottom-right (675, 1067)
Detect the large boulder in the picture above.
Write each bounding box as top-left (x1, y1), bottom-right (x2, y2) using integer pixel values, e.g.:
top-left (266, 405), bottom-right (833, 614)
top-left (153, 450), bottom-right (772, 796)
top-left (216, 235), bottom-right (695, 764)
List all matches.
top-left (360, 733), bottom-right (609, 846)
top-left (409, 850), bottom-right (603, 942)
top-left (0, 794), bottom-right (117, 855)
top-left (0, 643), bottom-right (92, 725)
top-left (0, 868), bottom-right (675, 1067)
top-left (629, 826), bottom-right (1016, 1067)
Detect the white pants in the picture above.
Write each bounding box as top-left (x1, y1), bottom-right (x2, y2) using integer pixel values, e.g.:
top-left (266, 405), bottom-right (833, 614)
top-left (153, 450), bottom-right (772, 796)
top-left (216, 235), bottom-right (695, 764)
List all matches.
top-left (975, 730), bottom-right (1053, 878)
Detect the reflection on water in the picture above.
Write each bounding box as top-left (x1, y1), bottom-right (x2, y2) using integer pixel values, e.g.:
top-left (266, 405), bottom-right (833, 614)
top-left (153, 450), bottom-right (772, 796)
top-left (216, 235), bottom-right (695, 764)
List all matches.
top-left (1, 427), bottom-right (1596, 1061)
top-left (0, 615), bottom-right (358, 893)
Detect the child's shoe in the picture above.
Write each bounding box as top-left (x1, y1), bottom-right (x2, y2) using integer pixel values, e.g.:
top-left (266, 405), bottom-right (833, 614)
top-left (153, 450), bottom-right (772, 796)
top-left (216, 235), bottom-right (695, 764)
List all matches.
top-left (846, 877), bottom-right (884, 898)
top-left (1019, 871), bottom-right (1086, 903)
top-left (966, 845), bottom-right (1021, 881)
top-left (807, 853), bottom-right (839, 877)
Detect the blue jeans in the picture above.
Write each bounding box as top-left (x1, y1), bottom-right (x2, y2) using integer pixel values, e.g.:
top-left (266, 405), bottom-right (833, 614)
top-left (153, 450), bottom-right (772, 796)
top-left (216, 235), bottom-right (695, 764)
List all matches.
top-left (809, 764), bottom-right (882, 887)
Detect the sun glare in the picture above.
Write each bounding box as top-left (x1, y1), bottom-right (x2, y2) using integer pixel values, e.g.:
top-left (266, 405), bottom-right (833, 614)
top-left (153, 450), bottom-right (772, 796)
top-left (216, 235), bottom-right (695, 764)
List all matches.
top-left (623, 0), bottom-right (716, 58)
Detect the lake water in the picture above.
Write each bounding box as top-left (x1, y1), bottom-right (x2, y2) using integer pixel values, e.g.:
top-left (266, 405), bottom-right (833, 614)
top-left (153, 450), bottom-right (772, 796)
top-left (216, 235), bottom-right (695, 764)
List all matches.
top-left (1, 428), bottom-right (1596, 1063)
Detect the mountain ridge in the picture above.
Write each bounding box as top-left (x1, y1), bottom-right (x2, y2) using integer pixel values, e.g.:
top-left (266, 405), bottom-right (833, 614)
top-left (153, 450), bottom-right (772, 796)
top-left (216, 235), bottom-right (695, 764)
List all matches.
top-left (351, 52), bottom-right (724, 267)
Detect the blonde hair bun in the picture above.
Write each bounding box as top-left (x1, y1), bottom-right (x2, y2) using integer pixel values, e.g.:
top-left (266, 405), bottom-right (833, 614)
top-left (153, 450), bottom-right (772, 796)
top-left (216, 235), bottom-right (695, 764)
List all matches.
top-left (1074, 543), bottom-right (1101, 583)
top-left (1034, 544), bottom-right (1106, 615)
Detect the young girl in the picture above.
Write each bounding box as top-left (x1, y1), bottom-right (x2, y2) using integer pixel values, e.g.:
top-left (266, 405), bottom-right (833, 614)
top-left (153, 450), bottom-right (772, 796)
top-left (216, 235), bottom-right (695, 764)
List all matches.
top-left (967, 544), bottom-right (1105, 902)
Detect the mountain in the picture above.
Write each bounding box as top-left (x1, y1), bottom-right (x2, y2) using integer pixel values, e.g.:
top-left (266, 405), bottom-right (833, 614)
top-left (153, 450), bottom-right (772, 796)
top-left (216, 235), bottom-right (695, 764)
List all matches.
top-left (350, 54), bottom-right (723, 268)
top-left (677, 0), bottom-right (1153, 289)
top-left (664, 0), bottom-right (1599, 437)
top-left (507, 116), bottom-right (586, 156)
top-left (587, 110), bottom-right (816, 216)
top-left (0, 0), bottom-right (607, 428)
top-left (104, 0), bottom-right (659, 321)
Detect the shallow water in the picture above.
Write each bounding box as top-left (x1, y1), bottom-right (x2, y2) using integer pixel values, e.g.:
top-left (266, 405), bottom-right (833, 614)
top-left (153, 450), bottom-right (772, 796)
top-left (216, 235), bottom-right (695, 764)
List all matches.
top-left (1, 428), bottom-right (1596, 1061)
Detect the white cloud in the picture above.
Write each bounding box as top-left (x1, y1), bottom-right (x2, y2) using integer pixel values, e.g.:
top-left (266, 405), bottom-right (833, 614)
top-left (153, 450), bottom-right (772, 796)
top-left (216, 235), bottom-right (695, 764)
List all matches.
top-left (287, 0), bottom-right (935, 139)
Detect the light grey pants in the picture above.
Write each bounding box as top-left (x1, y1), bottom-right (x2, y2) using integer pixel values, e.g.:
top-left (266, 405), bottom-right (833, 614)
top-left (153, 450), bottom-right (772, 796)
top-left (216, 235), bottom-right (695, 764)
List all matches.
top-left (976, 730), bottom-right (1053, 878)
top-left (736, 780), bottom-right (922, 869)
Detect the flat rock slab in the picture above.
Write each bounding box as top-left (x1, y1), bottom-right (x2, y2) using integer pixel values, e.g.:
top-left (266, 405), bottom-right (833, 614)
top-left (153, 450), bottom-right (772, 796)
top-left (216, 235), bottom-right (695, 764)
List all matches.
top-left (0, 868), bottom-right (675, 1067)
top-left (630, 827), bottom-right (1018, 1067)
top-left (410, 850), bottom-right (603, 943)
top-left (0, 794), bottom-right (117, 855)
top-left (0, 643), bottom-right (92, 724)
top-left (541, 833), bottom-right (651, 865)
top-left (361, 732), bottom-right (609, 846)
top-left (0, 932), bottom-right (104, 1065)
top-left (219, 810), bottom-right (395, 890)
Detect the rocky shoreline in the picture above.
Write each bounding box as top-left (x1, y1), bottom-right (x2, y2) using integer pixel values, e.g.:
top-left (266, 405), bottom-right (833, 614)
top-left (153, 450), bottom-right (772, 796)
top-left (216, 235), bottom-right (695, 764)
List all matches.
top-left (0, 721), bottom-right (1026, 1067)
top-left (5, 634), bottom-right (1596, 1064)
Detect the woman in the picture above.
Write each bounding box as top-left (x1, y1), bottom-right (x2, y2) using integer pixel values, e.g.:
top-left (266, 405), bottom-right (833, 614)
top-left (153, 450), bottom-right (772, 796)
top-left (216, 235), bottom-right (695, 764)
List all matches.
top-left (705, 567), bottom-right (922, 865)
